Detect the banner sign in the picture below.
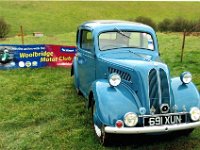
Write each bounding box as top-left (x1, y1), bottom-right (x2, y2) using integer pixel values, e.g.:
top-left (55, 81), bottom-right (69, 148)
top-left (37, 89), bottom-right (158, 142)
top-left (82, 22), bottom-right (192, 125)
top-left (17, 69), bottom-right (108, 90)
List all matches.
top-left (0, 44), bottom-right (76, 69)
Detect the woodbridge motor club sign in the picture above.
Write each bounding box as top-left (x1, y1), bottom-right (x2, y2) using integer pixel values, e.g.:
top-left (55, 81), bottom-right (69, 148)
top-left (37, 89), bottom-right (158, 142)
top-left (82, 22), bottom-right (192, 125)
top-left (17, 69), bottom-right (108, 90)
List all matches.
top-left (0, 44), bottom-right (76, 69)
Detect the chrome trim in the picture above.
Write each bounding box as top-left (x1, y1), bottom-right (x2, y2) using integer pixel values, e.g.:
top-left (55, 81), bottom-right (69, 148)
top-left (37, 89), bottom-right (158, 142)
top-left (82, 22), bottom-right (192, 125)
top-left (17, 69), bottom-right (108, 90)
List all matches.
top-left (124, 112), bottom-right (138, 127)
top-left (160, 103), bottom-right (170, 114)
top-left (165, 69), bottom-right (172, 109)
top-left (140, 112), bottom-right (187, 117)
top-left (156, 69), bottom-right (162, 107)
top-left (159, 68), bottom-right (171, 108)
top-left (105, 121), bottom-right (200, 134)
top-left (148, 68), bottom-right (171, 114)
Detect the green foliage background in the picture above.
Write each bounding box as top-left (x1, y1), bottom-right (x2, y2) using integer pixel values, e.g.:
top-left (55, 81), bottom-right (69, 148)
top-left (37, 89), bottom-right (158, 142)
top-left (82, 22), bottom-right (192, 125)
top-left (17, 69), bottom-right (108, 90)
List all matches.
top-left (0, 1), bottom-right (200, 149)
top-left (1, 1), bottom-right (200, 35)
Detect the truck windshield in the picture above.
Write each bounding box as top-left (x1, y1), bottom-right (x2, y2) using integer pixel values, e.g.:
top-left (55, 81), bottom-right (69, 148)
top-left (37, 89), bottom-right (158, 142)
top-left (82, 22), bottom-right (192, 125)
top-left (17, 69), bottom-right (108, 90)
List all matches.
top-left (99, 31), bottom-right (154, 51)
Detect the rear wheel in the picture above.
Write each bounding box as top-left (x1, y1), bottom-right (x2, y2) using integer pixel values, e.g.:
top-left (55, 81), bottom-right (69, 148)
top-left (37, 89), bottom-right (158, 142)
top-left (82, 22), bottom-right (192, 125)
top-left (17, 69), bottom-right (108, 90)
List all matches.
top-left (91, 100), bottom-right (110, 145)
top-left (75, 87), bottom-right (81, 95)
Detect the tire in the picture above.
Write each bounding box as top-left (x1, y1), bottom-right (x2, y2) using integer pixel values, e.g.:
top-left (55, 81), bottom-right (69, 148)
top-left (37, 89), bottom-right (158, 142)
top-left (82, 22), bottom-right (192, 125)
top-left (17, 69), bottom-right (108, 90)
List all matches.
top-left (91, 100), bottom-right (110, 146)
top-left (75, 87), bottom-right (81, 95)
top-left (180, 129), bottom-right (194, 136)
top-left (173, 128), bottom-right (194, 137)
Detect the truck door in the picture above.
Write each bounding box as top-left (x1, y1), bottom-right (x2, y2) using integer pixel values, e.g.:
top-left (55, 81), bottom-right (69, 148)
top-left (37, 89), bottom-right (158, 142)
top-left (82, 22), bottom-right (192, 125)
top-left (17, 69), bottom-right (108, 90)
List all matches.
top-left (77, 29), bottom-right (96, 96)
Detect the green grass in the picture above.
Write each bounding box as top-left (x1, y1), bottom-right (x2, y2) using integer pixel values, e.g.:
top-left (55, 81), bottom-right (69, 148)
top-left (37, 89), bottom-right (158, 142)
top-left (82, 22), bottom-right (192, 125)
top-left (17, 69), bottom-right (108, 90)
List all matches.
top-left (0, 68), bottom-right (97, 149)
top-left (0, 33), bottom-right (199, 149)
top-left (158, 33), bottom-right (200, 88)
top-left (0, 33), bottom-right (76, 45)
top-left (1, 1), bottom-right (200, 36)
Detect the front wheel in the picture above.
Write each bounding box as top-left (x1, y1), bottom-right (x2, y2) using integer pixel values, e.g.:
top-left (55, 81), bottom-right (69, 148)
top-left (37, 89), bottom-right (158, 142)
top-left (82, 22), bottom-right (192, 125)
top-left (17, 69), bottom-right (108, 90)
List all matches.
top-left (180, 129), bottom-right (194, 136)
top-left (172, 128), bottom-right (194, 137)
top-left (91, 101), bottom-right (110, 145)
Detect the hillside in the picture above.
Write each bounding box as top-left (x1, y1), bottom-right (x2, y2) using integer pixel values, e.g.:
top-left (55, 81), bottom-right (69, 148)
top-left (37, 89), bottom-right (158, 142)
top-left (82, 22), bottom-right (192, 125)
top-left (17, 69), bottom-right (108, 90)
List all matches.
top-left (0, 1), bottom-right (200, 36)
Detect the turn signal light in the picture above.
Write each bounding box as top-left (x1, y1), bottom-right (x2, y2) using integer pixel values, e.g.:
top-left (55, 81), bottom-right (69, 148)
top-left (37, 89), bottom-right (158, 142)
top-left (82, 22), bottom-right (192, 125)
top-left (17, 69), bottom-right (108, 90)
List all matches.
top-left (115, 120), bottom-right (124, 128)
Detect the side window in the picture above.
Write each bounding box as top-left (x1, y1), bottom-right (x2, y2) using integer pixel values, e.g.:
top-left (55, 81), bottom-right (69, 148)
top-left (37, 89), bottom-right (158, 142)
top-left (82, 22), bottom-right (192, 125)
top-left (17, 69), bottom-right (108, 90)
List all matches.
top-left (80, 30), bottom-right (93, 51)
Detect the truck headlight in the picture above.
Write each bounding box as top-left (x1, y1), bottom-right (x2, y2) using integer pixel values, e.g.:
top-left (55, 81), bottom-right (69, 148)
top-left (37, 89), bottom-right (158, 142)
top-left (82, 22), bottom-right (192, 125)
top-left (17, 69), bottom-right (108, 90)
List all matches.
top-left (190, 107), bottom-right (200, 121)
top-left (124, 112), bottom-right (138, 127)
top-left (180, 72), bottom-right (192, 84)
top-left (108, 73), bottom-right (121, 87)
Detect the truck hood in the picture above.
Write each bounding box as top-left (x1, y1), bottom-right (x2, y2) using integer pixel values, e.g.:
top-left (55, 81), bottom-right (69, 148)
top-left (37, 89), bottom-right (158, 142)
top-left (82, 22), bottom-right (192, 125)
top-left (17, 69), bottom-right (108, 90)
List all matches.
top-left (98, 51), bottom-right (168, 71)
top-left (98, 50), bottom-right (171, 115)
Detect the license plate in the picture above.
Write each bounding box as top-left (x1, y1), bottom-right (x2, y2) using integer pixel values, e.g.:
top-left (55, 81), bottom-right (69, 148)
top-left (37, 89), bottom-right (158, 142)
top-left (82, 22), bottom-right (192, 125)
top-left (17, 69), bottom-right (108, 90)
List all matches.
top-left (144, 114), bottom-right (186, 126)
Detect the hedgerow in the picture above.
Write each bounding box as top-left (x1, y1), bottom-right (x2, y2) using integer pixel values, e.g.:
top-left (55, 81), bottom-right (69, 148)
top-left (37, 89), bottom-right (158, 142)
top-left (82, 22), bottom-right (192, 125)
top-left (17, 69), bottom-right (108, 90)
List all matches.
top-left (0, 17), bottom-right (10, 38)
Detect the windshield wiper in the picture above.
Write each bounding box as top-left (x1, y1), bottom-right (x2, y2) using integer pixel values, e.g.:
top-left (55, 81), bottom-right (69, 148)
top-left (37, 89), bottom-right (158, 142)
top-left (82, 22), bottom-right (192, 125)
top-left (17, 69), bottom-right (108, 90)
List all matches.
top-left (128, 50), bottom-right (151, 62)
top-left (114, 27), bottom-right (131, 39)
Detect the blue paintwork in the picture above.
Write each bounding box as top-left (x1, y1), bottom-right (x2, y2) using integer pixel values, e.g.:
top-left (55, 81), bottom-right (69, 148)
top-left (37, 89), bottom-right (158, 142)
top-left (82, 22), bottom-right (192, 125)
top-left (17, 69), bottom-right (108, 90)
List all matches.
top-left (91, 79), bottom-right (140, 126)
top-left (72, 20), bottom-right (200, 130)
top-left (72, 56), bottom-right (79, 90)
top-left (171, 77), bottom-right (200, 111)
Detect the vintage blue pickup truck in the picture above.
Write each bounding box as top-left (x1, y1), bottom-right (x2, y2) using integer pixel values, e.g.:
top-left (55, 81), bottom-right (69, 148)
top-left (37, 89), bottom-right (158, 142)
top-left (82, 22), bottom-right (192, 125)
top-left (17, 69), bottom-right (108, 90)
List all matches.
top-left (71, 20), bottom-right (200, 145)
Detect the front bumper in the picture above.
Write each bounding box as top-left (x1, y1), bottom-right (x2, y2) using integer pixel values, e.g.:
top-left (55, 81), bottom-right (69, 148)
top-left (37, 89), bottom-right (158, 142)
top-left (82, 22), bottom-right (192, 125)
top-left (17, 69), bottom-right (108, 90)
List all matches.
top-left (105, 121), bottom-right (200, 134)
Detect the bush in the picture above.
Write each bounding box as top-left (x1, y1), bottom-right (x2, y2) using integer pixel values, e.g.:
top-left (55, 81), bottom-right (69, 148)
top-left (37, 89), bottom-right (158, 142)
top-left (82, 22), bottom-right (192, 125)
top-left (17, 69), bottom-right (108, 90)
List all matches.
top-left (170, 17), bottom-right (194, 32)
top-left (158, 18), bottom-right (173, 32)
top-left (158, 17), bottom-right (200, 32)
top-left (0, 18), bottom-right (10, 38)
top-left (134, 16), bottom-right (157, 30)
top-left (193, 19), bottom-right (200, 32)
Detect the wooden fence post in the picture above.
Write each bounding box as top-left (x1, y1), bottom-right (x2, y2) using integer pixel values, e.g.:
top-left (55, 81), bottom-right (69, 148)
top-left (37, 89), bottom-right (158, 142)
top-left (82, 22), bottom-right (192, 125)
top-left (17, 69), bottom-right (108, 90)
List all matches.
top-left (20, 25), bottom-right (24, 45)
top-left (181, 29), bottom-right (186, 63)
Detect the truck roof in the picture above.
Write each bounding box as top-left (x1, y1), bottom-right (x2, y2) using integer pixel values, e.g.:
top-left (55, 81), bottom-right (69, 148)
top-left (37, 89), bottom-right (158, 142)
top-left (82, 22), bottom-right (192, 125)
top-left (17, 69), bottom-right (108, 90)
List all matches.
top-left (79, 20), bottom-right (154, 33)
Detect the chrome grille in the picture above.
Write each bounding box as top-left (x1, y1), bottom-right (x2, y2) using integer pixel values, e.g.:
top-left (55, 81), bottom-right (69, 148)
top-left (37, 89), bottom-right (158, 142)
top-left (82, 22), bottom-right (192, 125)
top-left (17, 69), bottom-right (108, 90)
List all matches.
top-left (149, 68), bottom-right (170, 114)
top-left (149, 69), bottom-right (159, 113)
top-left (108, 67), bottom-right (131, 81)
top-left (159, 68), bottom-right (170, 104)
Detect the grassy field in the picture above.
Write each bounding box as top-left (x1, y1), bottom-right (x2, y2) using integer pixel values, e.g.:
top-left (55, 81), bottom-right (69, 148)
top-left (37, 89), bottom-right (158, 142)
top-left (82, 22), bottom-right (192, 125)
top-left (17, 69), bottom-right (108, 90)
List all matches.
top-left (0, 33), bottom-right (200, 149)
top-left (0, 67), bottom-right (199, 150)
top-left (0, 33), bottom-right (76, 45)
top-left (1, 1), bottom-right (200, 36)
top-left (0, 1), bottom-right (200, 149)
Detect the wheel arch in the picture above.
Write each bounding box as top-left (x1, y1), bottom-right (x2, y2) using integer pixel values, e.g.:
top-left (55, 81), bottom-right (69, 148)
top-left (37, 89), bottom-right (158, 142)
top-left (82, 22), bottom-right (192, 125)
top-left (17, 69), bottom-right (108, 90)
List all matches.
top-left (171, 77), bottom-right (200, 110)
top-left (90, 79), bottom-right (140, 126)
